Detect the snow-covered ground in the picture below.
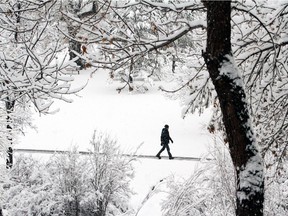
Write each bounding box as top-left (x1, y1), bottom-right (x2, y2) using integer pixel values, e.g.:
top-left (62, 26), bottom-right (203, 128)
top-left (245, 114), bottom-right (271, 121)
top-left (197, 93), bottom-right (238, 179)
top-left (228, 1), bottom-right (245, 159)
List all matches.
top-left (17, 69), bottom-right (212, 215)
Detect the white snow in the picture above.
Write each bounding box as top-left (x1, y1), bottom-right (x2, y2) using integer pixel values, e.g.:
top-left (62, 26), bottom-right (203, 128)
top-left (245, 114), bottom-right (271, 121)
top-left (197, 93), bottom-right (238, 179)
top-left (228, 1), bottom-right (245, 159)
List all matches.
top-left (15, 69), bottom-right (212, 215)
top-left (219, 54), bottom-right (244, 87)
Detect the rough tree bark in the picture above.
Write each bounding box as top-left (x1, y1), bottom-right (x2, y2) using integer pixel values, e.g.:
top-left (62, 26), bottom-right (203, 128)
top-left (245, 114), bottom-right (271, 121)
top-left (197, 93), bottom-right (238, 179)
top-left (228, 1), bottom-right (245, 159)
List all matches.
top-left (5, 1), bottom-right (20, 169)
top-left (5, 100), bottom-right (15, 169)
top-left (202, 1), bottom-right (264, 215)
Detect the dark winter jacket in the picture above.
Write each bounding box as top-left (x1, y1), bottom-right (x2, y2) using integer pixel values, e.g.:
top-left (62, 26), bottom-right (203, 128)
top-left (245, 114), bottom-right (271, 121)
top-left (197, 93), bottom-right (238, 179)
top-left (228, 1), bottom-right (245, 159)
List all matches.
top-left (161, 128), bottom-right (173, 145)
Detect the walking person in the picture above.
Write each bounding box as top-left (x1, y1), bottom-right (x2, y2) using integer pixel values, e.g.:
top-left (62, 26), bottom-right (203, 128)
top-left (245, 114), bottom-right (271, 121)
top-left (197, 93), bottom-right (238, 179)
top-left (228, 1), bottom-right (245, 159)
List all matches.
top-left (156, 124), bottom-right (174, 159)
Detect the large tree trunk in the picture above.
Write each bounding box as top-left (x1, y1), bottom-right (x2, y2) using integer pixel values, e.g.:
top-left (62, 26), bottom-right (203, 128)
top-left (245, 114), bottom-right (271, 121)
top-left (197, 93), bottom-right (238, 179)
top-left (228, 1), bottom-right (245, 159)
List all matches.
top-left (202, 1), bottom-right (264, 215)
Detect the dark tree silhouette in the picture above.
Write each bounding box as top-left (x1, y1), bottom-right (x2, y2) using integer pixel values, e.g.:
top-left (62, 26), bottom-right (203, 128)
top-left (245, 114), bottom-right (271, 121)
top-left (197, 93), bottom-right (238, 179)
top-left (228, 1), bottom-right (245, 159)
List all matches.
top-left (202, 1), bottom-right (264, 215)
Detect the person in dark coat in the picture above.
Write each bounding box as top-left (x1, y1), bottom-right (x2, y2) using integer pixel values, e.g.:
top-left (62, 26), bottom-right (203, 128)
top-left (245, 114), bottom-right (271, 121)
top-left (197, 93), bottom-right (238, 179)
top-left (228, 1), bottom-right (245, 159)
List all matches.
top-left (156, 124), bottom-right (174, 159)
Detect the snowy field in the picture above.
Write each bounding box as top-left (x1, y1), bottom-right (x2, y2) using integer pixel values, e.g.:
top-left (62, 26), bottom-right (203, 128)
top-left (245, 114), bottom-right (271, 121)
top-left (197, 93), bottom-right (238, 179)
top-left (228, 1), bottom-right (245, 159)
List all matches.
top-left (16, 69), bottom-right (212, 215)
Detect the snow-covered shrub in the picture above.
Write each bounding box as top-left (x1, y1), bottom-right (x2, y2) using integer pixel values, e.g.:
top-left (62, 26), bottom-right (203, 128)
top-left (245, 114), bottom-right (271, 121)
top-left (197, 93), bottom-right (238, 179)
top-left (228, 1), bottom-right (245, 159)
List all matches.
top-left (162, 136), bottom-right (236, 216)
top-left (264, 160), bottom-right (288, 216)
top-left (1, 131), bottom-right (135, 216)
top-left (82, 130), bottom-right (135, 216)
top-left (0, 164), bottom-right (8, 215)
top-left (48, 131), bottom-right (136, 216)
top-left (47, 148), bottom-right (89, 216)
top-left (162, 134), bottom-right (288, 216)
top-left (1, 156), bottom-right (57, 216)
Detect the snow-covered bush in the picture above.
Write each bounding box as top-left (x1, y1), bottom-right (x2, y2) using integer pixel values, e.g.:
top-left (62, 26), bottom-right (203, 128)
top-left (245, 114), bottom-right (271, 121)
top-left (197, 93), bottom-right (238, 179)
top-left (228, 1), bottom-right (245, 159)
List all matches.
top-left (1, 156), bottom-right (57, 216)
top-left (162, 136), bottom-right (236, 216)
top-left (47, 149), bottom-right (89, 216)
top-left (162, 134), bottom-right (288, 216)
top-left (264, 161), bottom-right (288, 215)
top-left (1, 131), bottom-right (135, 216)
top-left (83, 131), bottom-right (135, 216)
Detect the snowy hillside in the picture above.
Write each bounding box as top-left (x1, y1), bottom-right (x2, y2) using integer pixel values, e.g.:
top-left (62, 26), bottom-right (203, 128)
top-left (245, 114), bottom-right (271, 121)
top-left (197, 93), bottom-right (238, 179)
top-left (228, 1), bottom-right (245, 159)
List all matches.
top-left (17, 69), bottom-right (212, 215)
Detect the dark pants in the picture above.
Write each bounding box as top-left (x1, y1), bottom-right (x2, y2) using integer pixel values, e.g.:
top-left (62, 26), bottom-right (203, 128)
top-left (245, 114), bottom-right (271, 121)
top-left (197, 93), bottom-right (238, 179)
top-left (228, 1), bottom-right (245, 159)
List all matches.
top-left (156, 143), bottom-right (172, 158)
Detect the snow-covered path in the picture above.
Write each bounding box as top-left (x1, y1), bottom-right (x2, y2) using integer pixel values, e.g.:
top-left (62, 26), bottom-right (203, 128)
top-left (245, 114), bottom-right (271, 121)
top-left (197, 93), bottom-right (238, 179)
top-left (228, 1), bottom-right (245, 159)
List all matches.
top-left (18, 69), bottom-right (212, 215)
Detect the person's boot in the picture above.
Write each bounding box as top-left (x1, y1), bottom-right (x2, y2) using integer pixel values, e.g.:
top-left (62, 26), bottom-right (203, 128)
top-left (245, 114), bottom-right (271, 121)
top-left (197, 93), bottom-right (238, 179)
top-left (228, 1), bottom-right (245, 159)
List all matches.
top-left (156, 154), bottom-right (161, 159)
top-left (169, 156), bottom-right (174, 160)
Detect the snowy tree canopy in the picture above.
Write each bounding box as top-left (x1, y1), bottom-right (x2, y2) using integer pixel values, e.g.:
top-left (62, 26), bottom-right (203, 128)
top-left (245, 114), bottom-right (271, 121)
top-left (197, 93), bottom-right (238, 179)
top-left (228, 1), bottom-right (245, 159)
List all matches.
top-left (68, 0), bottom-right (288, 167)
top-left (0, 0), bottom-right (287, 215)
top-left (0, 0), bottom-right (85, 166)
top-left (61, 0), bottom-right (286, 215)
